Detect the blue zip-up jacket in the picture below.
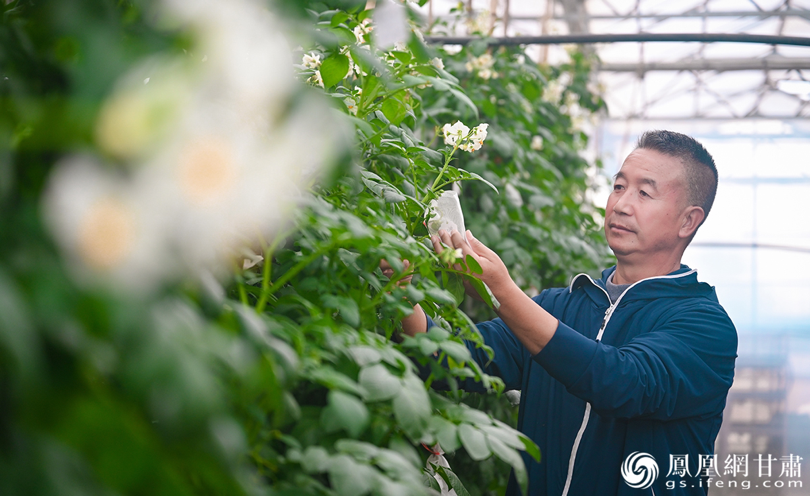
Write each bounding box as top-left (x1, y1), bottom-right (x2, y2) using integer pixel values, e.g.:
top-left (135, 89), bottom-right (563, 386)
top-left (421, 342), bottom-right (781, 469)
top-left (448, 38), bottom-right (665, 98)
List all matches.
top-left (431, 265), bottom-right (737, 496)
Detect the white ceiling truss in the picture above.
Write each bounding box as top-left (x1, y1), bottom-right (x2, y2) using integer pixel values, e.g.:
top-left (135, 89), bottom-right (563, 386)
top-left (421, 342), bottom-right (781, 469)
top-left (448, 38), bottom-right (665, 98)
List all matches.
top-left (421, 0), bottom-right (810, 120)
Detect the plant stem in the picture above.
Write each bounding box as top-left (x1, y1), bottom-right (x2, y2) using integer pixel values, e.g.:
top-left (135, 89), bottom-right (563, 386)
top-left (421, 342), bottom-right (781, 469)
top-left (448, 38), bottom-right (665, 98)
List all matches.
top-left (255, 230), bottom-right (290, 313)
top-left (257, 246), bottom-right (332, 305)
top-left (423, 143), bottom-right (459, 202)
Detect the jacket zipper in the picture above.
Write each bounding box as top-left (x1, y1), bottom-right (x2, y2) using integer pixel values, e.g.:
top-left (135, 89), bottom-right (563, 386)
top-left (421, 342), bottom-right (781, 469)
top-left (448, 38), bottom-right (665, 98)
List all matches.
top-left (560, 269), bottom-right (697, 496)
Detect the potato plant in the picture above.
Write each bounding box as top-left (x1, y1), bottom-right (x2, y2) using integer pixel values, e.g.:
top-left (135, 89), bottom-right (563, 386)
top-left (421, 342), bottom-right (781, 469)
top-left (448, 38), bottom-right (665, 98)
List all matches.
top-left (0, 1), bottom-right (610, 495)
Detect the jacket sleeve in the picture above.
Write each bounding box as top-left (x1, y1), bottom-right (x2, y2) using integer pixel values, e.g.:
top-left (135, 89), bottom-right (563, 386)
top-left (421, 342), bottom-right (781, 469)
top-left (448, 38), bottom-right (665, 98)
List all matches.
top-left (532, 301), bottom-right (737, 420)
top-left (461, 317), bottom-right (528, 392)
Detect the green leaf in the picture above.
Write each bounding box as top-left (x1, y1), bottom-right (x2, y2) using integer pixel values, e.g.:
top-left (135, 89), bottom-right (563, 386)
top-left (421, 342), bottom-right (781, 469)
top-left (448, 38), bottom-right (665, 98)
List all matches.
top-left (330, 11), bottom-right (350, 27)
top-left (322, 295), bottom-right (360, 327)
top-left (449, 87), bottom-right (479, 117)
top-left (346, 114), bottom-right (375, 138)
top-left (328, 454), bottom-right (375, 496)
top-left (440, 340), bottom-right (471, 364)
top-left (466, 277), bottom-right (500, 310)
top-left (381, 96), bottom-right (408, 126)
top-left (520, 434), bottom-right (542, 463)
top-left (328, 26), bottom-right (357, 46)
top-left (458, 424), bottom-right (490, 461)
top-left (420, 148), bottom-right (445, 167)
top-left (322, 390), bottom-right (369, 438)
top-left (487, 435), bottom-right (529, 496)
top-left (321, 53), bottom-right (350, 87)
top-left (465, 254), bottom-right (482, 275)
top-left (426, 326), bottom-right (450, 342)
top-left (347, 346), bottom-right (382, 367)
top-left (392, 374), bottom-right (431, 439)
top-left (335, 439), bottom-right (379, 461)
top-left (424, 286), bottom-right (456, 305)
top-left (428, 416), bottom-right (460, 453)
top-left (479, 424), bottom-right (524, 450)
top-left (301, 446), bottom-right (331, 473)
top-left (417, 335), bottom-right (439, 356)
top-left (377, 153), bottom-right (410, 169)
top-left (445, 273), bottom-right (465, 305)
top-left (383, 187), bottom-right (406, 203)
top-left (309, 367), bottom-right (366, 396)
top-left (405, 285), bottom-right (425, 304)
top-left (458, 168), bottom-right (500, 194)
top-left (407, 31), bottom-right (431, 63)
top-left (434, 466), bottom-right (472, 496)
top-left (390, 50), bottom-right (412, 65)
top-left (358, 363), bottom-right (401, 401)
top-left (454, 405), bottom-right (491, 425)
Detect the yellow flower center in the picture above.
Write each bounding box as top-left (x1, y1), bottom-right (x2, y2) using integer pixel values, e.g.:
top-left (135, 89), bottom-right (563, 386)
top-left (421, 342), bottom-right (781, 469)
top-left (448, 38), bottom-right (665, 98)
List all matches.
top-left (178, 137), bottom-right (236, 205)
top-left (78, 197), bottom-right (135, 270)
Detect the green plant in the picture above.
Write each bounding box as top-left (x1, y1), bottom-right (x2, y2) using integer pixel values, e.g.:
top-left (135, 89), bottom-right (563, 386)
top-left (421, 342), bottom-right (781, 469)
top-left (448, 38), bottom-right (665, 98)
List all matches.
top-left (0, 1), bottom-right (610, 495)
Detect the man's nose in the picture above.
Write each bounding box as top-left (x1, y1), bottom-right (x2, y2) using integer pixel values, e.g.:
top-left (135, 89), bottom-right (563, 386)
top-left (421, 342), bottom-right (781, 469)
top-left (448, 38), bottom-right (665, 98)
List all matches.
top-left (612, 192), bottom-right (633, 216)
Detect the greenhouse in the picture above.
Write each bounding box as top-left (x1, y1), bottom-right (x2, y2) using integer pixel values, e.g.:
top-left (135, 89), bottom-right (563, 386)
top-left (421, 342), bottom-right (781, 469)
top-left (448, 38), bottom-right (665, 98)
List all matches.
top-left (1, 0), bottom-right (808, 495)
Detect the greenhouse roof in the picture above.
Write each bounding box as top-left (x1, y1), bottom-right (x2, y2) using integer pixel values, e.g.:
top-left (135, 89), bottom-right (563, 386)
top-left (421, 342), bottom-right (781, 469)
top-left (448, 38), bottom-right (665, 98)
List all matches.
top-left (419, 0), bottom-right (810, 120)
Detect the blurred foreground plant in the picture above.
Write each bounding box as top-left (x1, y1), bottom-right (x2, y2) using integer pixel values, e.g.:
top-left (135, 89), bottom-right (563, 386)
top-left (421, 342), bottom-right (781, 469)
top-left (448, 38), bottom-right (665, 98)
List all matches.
top-left (0, 0), bottom-right (609, 495)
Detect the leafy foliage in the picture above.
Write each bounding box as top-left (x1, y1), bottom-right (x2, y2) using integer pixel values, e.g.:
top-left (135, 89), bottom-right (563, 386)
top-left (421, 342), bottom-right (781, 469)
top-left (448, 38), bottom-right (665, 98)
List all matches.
top-left (0, 1), bottom-right (609, 495)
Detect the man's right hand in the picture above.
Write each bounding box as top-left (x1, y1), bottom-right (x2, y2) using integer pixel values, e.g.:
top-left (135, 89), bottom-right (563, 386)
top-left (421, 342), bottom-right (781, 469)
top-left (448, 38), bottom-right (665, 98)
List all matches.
top-left (430, 231), bottom-right (485, 303)
top-left (380, 258), bottom-right (427, 336)
top-left (380, 258), bottom-right (413, 287)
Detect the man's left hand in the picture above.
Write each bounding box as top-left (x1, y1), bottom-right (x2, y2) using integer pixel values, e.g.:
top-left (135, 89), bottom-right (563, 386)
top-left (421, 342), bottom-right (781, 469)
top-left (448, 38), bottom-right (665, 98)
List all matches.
top-left (431, 229), bottom-right (514, 295)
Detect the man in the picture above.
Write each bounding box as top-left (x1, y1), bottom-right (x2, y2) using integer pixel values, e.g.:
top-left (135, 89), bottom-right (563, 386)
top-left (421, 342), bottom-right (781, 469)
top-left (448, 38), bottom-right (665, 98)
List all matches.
top-left (400, 130), bottom-right (737, 495)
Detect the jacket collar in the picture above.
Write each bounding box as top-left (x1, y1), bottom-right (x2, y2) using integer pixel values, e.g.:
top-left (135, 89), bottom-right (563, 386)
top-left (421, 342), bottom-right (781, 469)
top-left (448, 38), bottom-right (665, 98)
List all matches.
top-left (569, 264), bottom-right (715, 304)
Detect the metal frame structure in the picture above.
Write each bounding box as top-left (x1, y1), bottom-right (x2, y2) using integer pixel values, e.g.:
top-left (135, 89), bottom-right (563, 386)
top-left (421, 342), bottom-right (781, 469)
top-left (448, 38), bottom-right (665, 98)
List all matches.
top-left (422, 0), bottom-right (810, 120)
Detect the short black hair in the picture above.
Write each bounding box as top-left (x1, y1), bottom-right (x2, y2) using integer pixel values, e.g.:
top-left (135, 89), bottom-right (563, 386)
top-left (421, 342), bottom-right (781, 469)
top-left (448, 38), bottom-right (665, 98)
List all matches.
top-left (636, 130), bottom-right (718, 225)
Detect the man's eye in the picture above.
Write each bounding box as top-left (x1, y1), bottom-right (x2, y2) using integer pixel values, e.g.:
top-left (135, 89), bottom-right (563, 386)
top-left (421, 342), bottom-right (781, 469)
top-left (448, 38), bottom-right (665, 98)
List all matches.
top-left (613, 184), bottom-right (624, 191)
top-left (640, 190), bottom-right (650, 197)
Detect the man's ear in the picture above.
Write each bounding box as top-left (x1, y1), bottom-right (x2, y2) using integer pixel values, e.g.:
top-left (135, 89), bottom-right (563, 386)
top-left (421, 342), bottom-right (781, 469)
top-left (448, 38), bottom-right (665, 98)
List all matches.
top-left (679, 206), bottom-right (705, 239)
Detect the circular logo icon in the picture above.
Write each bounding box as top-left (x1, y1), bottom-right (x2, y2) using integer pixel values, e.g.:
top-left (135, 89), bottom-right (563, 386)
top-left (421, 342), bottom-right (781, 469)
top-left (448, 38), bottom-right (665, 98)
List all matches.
top-left (621, 451), bottom-right (659, 489)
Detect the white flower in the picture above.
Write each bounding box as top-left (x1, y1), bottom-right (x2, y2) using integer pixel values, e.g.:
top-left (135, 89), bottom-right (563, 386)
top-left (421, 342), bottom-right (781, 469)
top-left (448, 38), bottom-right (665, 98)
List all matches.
top-left (352, 62), bottom-right (367, 77)
top-left (430, 57), bottom-right (444, 70)
top-left (353, 19), bottom-right (373, 44)
top-left (240, 246), bottom-right (264, 269)
top-left (164, 0), bottom-right (295, 116)
top-left (570, 114), bottom-right (586, 134)
top-left (442, 121), bottom-right (488, 152)
top-left (393, 41), bottom-right (408, 52)
top-left (344, 97), bottom-right (357, 116)
top-left (467, 9), bottom-right (492, 35)
top-left (542, 79), bottom-right (564, 106)
top-left (95, 58), bottom-right (195, 160)
top-left (459, 123), bottom-right (488, 153)
top-left (442, 44), bottom-right (462, 55)
top-left (466, 53), bottom-right (495, 79)
top-left (442, 121), bottom-right (470, 146)
top-left (564, 91), bottom-right (580, 108)
top-left (45, 0), bottom-right (345, 292)
top-left (302, 51), bottom-right (321, 69)
top-left (42, 156), bottom-right (172, 292)
top-left (308, 70), bottom-right (324, 88)
top-left (530, 135), bottom-right (544, 151)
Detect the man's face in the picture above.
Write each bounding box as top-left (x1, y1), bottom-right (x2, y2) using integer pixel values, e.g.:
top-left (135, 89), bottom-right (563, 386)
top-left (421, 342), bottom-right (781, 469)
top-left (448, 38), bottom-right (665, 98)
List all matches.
top-left (604, 148), bottom-right (690, 261)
